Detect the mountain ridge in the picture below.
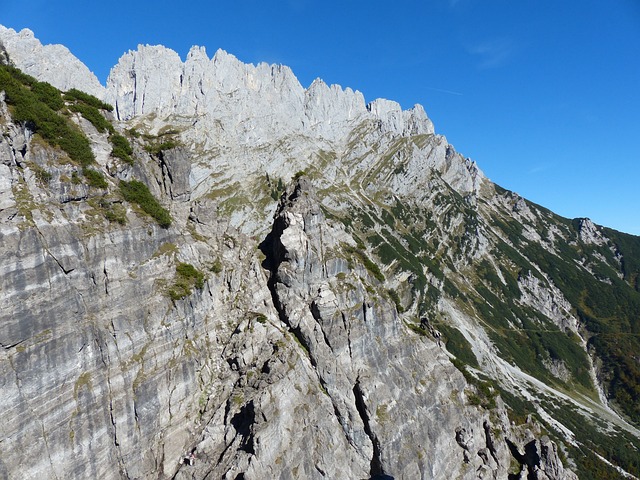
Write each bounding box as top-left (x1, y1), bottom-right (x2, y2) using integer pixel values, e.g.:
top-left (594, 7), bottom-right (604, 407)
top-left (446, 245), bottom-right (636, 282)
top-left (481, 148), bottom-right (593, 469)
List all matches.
top-left (0, 25), bottom-right (434, 143)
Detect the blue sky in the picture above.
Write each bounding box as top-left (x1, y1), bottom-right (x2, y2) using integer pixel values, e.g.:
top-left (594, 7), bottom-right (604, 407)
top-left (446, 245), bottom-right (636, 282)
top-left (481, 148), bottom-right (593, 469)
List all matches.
top-left (3, 0), bottom-right (640, 234)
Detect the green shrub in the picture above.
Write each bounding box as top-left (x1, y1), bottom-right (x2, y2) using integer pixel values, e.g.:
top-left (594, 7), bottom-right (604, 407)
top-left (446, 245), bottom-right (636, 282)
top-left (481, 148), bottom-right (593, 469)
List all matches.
top-left (406, 321), bottom-right (429, 336)
top-left (293, 170), bottom-right (307, 180)
top-left (97, 198), bottom-right (127, 225)
top-left (63, 88), bottom-right (113, 111)
top-left (32, 164), bottom-right (52, 184)
top-left (109, 133), bottom-right (133, 164)
top-left (450, 357), bottom-right (497, 409)
top-left (119, 179), bottom-right (171, 228)
top-left (144, 141), bottom-right (178, 155)
top-left (168, 262), bottom-right (205, 300)
top-left (56, 128), bottom-right (95, 166)
top-left (209, 259), bottom-right (223, 274)
top-left (0, 64), bottom-right (96, 167)
top-left (83, 168), bottom-right (108, 189)
top-left (438, 324), bottom-right (480, 369)
top-left (344, 244), bottom-right (384, 282)
top-left (269, 177), bottom-right (285, 201)
top-left (103, 205), bottom-right (127, 225)
top-left (69, 103), bottom-right (113, 134)
top-left (176, 262), bottom-right (205, 289)
top-left (387, 288), bottom-right (404, 313)
top-left (0, 64), bottom-right (36, 86)
top-left (31, 81), bottom-right (64, 111)
top-left (168, 279), bottom-right (192, 301)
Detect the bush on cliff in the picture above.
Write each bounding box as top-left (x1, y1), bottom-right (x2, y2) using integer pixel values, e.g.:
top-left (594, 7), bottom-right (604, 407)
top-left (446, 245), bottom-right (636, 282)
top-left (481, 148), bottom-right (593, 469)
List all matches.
top-left (119, 179), bottom-right (171, 228)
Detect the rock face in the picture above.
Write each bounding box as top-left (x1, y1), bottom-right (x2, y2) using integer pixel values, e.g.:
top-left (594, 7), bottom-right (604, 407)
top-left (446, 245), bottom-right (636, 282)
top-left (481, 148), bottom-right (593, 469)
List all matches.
top-left (261, 179), bottom-right (495, 479)
top-left (103, 45), bottom-right (433, 142)
top-left (0, 26), bottom-right (105, 98)
top-left (0, 32), bottom-right (434, 165)
top-left (2, 24), bottom-right (640, 480)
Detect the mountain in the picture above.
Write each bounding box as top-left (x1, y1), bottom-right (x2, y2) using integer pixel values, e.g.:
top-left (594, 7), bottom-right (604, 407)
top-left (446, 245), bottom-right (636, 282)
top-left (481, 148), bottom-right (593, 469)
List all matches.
top-left (1, 25), bottom-right (639, 480)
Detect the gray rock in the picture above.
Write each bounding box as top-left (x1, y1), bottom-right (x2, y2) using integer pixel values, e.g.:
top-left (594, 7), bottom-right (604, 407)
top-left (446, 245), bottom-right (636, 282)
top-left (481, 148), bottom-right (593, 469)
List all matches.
top-left (0, 25), bottom-right (105, 98)
top-left (104, 43), bottom-right (433, 147)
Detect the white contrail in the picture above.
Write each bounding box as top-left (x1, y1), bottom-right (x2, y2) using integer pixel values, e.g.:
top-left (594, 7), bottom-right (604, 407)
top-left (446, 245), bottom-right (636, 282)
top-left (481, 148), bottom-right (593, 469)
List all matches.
top-left (423, 86), bottom-right (464, 96)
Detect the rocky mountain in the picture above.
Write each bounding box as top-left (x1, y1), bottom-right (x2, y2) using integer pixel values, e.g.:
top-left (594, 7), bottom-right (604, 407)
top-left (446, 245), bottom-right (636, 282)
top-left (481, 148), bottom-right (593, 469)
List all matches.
top-left (1, 25), bottom-right (639, 480)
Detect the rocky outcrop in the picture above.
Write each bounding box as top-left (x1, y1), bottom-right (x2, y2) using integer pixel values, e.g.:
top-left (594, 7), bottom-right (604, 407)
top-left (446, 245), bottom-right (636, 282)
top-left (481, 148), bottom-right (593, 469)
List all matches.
top-left (104, 44), bottom-right (433, 147)
top-left (256, 178), bottom-right (576, 480)
top-left (0, 25), bottom-right (433, 146)
top-left (261, 178), bottom-right (485, 478)
top-left (576, 217), bottom-right (606, 245)
top-left (0, 100), bottom-right (271, 478)
top-left (0, 26), bottom-right (105, 98)
top-left (507, 434), bottom-right (578, 480)
top-left (517, 271), bottom-right (577, 333)
top-left (367, 98), bottom-right (434, 136)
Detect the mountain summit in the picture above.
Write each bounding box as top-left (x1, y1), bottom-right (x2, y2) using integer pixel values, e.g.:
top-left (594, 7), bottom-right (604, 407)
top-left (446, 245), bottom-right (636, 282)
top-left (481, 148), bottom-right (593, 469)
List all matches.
top-left (1, 25), bottom-right (639, 479)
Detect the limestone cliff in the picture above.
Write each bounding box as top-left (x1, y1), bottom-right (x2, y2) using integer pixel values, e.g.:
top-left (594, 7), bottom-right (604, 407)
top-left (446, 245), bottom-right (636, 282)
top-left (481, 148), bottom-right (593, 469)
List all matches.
top-left (0, 26), bottom-right (105, 98)
top-left (1, 25), bottom-right (640, 480)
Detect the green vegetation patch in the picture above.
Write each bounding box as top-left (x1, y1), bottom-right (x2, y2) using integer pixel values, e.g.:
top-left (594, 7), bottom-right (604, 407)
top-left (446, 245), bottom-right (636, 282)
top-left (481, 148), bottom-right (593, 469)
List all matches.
top-left (176, 263), bottom-right (205, 289)
top-left (538, 396), bottom-right (640, 479)
top-left (97, 198), bottom-right (127, 225)
top-left (109, 133), bottom-right (133, 164)
top-left (267, 175), bottom-right (285, 201)
top-left (1, 66), bottom-right (132, 173)
top-left (520, 235), bottom-right (640, 422)
top-left (82, 168), bottom-right (108, 189)
top-left (62, 88), bottom-right (113, 111)
top-left (63, 88), bottom-right (134, 165)
top-left (168, 262), bottom-right (206, 300)
top-left (387, 288), bottom-right (404, 313)
top-left (139, 125), bottom-right (181, 154)
top-left (31, 164), bottom-right (52, 184)
top-left (477, 292), bottom-right (592, 391)
top-left (464, 243), bottom-right (595, 392)
top-left (209, 259), bottom-right (223, 274)
top-left (486, 191), bottom-right (640, 423)
top-left (343, 244), bottom-right (384, 282)
top-left (492, 380), bottom-right (639, 478)
top-left (119, 180), bottom-right (171, 228)
top-left (406, 321), bottom-right (429, 336)
top-left (69, 102), bottom-right (113, 134)
top-left (0, 64), bottom-right (95, 167)
top-left (603, 226), bottom-right (640, 292)
top-left (144, 140), bottom-right (178, 155)
top-left (31, 81), bottom-right (64, 111)
top-left (436, 323), bottom-right (479, 369)
top-left (450, 357), bottom-right (497, 409)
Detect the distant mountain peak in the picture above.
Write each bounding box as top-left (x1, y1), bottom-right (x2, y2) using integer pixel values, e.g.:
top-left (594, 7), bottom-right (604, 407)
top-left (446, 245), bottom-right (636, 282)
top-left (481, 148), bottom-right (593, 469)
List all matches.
top-left (0, 24), bottom-right (434, 143)
top-left (0, 24), bottom-right (105, 98)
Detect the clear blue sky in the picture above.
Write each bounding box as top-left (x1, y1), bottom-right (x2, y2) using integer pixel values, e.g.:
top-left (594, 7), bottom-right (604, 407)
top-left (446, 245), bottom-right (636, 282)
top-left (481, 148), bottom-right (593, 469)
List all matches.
top-left (3, 0), bottom-right (640, 234)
